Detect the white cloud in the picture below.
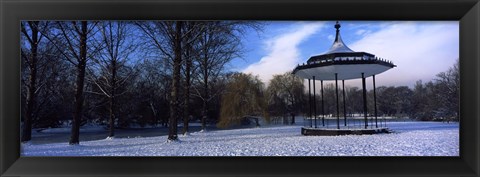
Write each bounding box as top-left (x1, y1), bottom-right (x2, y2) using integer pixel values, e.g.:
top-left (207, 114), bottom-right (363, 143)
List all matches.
top-left (348, 21), bottom-right (459, 88)
top-left (242, 22), bottom-right (325, 84)
top-left (355, 29), bottom-right (366, 35)
top-left (355, 29), bottom-right (371, 36)
top-left (327, 34), bottom-right (334, 41)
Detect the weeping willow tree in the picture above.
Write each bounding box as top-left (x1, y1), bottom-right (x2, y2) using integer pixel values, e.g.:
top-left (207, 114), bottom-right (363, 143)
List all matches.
top-left (218, 73), bottom-right (269, 128)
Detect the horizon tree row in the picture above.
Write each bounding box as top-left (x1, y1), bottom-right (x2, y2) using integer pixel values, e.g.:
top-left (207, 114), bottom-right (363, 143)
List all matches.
top-left (217, 60), bottom-right (459, 127)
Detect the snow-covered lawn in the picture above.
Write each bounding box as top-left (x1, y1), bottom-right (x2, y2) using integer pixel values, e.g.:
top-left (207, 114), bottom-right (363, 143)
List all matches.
top-left (21, 121), bottom-right (459, 156)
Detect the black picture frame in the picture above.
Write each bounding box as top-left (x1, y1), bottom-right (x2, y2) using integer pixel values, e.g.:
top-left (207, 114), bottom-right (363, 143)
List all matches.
top-left (1, 0), bottom-right (478, 176)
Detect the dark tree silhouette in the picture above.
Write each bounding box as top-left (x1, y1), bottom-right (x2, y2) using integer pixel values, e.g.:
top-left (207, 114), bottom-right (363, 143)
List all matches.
top-left (20, 21), bottom-right (43, 142)
top-left (41, 21), bottom-right (98, 145)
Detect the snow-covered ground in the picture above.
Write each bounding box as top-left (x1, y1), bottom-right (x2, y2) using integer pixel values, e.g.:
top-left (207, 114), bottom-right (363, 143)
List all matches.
top-left (21, 121), bottom-right (459, 156)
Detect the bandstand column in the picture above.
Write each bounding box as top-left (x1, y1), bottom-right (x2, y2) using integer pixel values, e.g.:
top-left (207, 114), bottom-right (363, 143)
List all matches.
top-left (321, 80), bottom-right (325, 127)
top-left (335, 73), bottom-right (340, 129)
top-left (342, 80), bottom-right (347, 127)
top-left (313, 76), bottom-right (317, 128)
top-left (308, 79), bottom-right (312, 127)
top-left (362, 73), bottom-right (368, 129)
top-left (373, 75), bottom-right (378, 128)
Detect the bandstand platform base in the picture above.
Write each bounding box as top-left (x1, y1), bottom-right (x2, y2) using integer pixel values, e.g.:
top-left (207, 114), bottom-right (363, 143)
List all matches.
top-left (301, 127), bottom-right (391, 136)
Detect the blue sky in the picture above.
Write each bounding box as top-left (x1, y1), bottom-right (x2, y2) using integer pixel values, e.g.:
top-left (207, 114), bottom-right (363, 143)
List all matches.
top-left (233, 21), bottom-right (459, 88)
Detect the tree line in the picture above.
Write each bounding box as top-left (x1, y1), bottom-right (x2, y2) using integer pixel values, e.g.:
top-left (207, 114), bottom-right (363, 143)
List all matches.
top-left (217, 60), bottom-right (459, 127)
top-left (21, 21), bottom-right (261, 144)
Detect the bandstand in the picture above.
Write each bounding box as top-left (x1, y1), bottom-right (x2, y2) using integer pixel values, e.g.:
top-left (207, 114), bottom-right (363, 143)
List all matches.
top-left (292, 21), bottom-right (396, 136)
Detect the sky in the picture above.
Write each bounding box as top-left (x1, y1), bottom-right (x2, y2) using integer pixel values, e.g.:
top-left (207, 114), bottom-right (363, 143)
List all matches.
top-left (234, 21), bottom-right (459, 88)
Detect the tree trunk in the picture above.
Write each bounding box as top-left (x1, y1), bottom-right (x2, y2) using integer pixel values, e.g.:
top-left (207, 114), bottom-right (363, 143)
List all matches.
top-left (108, 60), bottom-right (117, 138)
top-left (290, 98), bottom-right (295, 125)
top-left (291, 113), bottom-right (295, 125)
top-left (69, 21), bottom-right (88, 145)
top-left (201, 53), bottom-right (208, 131)
top-left (163, 92), bottom-right (168, 127)
top-left (22, 21), bottom-right (39, 142)
top-left (168, 21), bottom-right (182, 141)
top-left (182, 44), bottom-right (191, 135)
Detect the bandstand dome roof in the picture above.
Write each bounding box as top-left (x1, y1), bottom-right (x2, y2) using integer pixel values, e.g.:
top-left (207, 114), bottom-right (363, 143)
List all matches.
top-left (324, 24), bottom-right (354, 54)
top-left (293, 21), bottom-right (396, 81)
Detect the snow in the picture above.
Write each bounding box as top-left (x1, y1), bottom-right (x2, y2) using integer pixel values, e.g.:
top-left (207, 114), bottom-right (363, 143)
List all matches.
top-left (21, 121), bottom-right (459, 156)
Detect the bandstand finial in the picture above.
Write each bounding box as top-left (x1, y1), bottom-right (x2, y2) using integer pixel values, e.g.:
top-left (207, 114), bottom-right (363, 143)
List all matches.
top-left (334, 21), bottom-right (341, 42)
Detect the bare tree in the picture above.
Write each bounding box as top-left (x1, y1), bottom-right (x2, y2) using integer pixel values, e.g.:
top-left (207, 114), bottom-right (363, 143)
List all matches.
top-left (410, 80), bottom-right (435, 120)
top-left (181, 22), bottom-right (198, 135)
top-left (343, 86), bottom-right (359, 116)
top-left (267, 72), bottom-right (304, 124)
top-left (136, 21), bottom-right (207, 140)
top-left (136, 21), bottom-right (180, 141)
top-left (434, 59), bottom-right (460, 121)
top-left (136, 58), bottom-right (171, 127)
top-left (166, 21), bottom-right (183, 141)
top-left (41, 21), bottom-right (98, 145)
top-left (20, 21), bottom-right (46, 142)
top-left (22, 25), bottom-right (72, 130)
top-left (86, 21), bottom-right (138, 138)
top-left (193, 21), bottom-right (258, 130)
top-left (137, 21), bottom-right (185, 140)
